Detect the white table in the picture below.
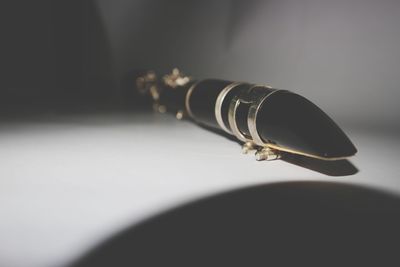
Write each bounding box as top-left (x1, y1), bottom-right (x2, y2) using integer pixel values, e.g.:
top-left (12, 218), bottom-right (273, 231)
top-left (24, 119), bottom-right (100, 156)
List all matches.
top-left (0, 113), bottom-right (399, 267)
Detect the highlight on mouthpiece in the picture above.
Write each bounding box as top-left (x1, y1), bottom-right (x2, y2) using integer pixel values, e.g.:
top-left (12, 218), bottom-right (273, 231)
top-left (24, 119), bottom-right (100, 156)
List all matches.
top-left (256, 91), bottom-right (357, 160)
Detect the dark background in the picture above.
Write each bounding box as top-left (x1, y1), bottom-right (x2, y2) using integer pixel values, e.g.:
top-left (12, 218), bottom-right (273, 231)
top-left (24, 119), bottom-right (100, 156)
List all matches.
top-left (2, 1), bottom-right (113, 114)
top-left (2, 0), bottom-right (400, 130)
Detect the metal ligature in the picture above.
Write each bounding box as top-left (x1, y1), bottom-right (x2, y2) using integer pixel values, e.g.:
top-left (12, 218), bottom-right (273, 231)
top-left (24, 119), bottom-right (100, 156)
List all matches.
top-left (135, 68), bottom-right (357, 164)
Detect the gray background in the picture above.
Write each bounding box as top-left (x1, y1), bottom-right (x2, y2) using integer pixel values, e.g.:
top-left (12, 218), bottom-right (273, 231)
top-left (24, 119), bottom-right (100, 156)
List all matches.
top-left (2, 0), bottom-right (399, 129)
top-left (96, 0), bottom-right (400, 130)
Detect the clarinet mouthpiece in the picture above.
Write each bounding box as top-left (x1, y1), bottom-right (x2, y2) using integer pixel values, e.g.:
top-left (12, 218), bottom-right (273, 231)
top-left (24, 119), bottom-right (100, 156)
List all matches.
top-left (254, 90), bottom-right (357, 160)
top-left (134, 69), bottom-right (357, 171)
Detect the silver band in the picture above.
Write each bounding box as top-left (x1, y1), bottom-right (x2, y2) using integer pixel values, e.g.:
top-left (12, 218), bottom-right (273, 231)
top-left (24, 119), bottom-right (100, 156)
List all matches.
top-left (228, 95), bottom-right (252, 142)
top-left (227, 84), bottom-right (261, 143)
top-left (185, 82), bottom-right (199, 119)
top-left (248, 89), bottom-right (280, 146)
top-left (215, 82), bottom-right (243, 134)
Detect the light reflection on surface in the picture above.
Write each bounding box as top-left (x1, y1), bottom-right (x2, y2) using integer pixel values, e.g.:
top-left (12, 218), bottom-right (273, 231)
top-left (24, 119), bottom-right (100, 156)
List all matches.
top-left (0, 113), bottom-right (399, 266)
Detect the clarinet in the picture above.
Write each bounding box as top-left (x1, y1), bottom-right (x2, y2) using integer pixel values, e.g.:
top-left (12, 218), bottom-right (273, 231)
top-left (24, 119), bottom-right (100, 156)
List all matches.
top-left (135, 68), bottom-right (357, 162)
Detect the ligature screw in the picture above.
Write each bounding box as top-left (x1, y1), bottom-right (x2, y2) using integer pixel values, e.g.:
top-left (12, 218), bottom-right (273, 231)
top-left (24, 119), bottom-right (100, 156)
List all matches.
top-left (176, 110), bottom-right (184, 120)
top-left (255, 147), bottom-right (281, 161)
top-left (242, 141), bottom-right (257, 154)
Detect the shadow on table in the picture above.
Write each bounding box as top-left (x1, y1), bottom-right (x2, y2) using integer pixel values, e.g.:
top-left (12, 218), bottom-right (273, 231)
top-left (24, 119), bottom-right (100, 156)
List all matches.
top-left (198, 124), bottom-right (358, 176)
top-left (71, 181), bottom-right (400, 267)
top-left (281, 153), bottom-right (358, 176)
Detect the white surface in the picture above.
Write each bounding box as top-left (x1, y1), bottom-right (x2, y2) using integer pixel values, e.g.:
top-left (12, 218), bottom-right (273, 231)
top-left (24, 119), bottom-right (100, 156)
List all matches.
top-left (0, 113), bottom-right (399, 267)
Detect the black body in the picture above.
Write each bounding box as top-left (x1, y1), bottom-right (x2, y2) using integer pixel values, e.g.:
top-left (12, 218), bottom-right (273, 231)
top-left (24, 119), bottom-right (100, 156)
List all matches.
top-left (139, 75), bottom-right (357, 160)
top-left (184, 79), bottom-right (356, 159)
top-left (187, 79), bottom-right (232, 129)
